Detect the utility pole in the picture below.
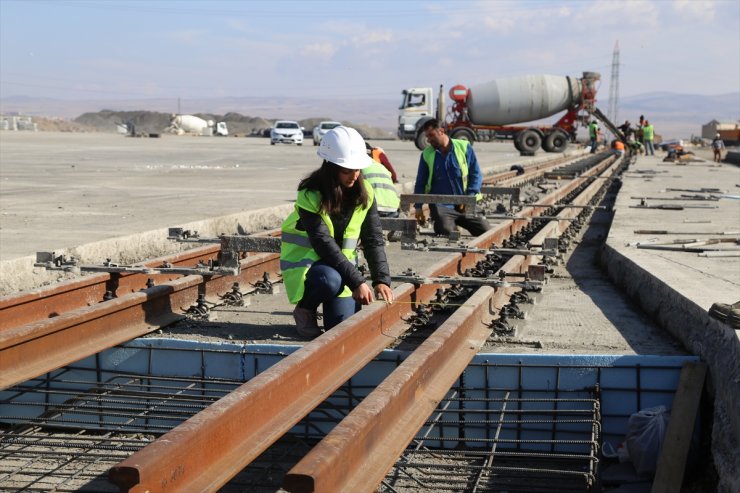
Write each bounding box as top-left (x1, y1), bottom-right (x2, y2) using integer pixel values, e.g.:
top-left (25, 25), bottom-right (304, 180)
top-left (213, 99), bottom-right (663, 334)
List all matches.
top-left (607, 40), bottom-right (620, 132)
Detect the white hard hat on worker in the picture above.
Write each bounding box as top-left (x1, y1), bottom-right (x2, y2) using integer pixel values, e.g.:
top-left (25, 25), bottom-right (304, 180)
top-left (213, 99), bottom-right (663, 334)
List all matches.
top-left (317, 126), bottom-right (372, 170)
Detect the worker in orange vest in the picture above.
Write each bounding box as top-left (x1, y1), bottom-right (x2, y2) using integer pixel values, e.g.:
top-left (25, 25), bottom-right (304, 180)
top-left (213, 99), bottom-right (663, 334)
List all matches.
top-left (365, 142), bottom-right (398, 183)
top-left (611, 139), bottom-right (625, 157)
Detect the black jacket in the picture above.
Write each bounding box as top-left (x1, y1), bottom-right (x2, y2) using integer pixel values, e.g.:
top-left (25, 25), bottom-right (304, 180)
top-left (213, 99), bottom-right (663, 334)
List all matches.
top-left (297, 199), bottom-right (391, 291)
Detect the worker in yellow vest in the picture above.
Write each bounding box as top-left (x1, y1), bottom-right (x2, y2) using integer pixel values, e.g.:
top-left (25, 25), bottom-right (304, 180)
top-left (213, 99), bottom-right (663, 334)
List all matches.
top-left (280, 126), bottom-right (394, 338)
top-left (642, 120), bottom-right (655, 156)
top-left (588, 120), bottom-right (600, 154)
top-left (413, 119), bottom-right (490, 237)
top-left (362, 146), bottom-right (400, 218)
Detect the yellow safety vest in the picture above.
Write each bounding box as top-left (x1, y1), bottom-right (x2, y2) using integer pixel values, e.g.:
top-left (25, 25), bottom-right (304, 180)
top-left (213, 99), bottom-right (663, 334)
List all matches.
top-left (589, 122), bottom-right (599, 139)
top-left (642, 125), bottom-right (654, 141)
top-left (280, 182), bottom-right (374, 304)
top-left (422, 138), bottom-right (482, 201)
top-left (361, 160), bottom-right (399, 213)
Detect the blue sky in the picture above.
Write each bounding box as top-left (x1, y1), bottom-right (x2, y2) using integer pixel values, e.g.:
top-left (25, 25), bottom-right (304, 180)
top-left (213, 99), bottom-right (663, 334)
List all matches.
top-left (1, 0), bottom-right (738, 102)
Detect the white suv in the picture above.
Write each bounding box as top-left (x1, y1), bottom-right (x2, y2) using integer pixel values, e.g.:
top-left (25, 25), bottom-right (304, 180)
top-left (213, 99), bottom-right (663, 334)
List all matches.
top-left (312, 121), bottom-right (342, 146)
top-left (271, 121), bottom-right (304, 145)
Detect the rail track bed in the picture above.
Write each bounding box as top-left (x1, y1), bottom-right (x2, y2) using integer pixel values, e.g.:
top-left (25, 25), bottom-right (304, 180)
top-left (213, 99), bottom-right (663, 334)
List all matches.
top-left (0, 151), bottom-right (715, 492)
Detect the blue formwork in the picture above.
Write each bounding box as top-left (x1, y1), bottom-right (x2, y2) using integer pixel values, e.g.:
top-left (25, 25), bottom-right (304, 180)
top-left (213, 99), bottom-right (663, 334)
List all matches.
top-left (0, 339), bottom-right (698, 454)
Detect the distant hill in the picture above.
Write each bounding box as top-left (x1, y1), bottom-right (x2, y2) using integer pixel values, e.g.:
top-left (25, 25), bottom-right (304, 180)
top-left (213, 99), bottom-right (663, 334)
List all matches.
top-left (71, 110), bottom-right (392, 139)
top-left (2, 91), bottom-right (738, 140)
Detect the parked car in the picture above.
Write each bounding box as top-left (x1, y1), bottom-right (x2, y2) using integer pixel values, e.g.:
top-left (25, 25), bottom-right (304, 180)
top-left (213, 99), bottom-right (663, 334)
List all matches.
top-left (271, 121), bottom-right (304, 145)
top-left (312, 121), bottom-right (342, 146)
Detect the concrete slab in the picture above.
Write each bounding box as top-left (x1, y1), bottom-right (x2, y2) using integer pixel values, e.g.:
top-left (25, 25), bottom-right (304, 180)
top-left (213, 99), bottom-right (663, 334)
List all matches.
top-left (600, 153), bottom-right (740, 493)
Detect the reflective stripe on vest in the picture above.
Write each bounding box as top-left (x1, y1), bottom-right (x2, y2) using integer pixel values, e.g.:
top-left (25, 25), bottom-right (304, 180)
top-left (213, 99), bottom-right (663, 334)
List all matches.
top-left (422, 138), bottom-right (482, 201)
top-left (361, 160), bottom-right (400, 213)
top-left (280, 182), bottom-right (374, 304)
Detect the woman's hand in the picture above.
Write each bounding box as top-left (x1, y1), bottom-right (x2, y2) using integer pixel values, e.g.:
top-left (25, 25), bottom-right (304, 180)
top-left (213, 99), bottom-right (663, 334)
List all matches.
top-left (353, 283), bottom-right (375, 305)
top-left (375, 283), bottom-right (394, 304)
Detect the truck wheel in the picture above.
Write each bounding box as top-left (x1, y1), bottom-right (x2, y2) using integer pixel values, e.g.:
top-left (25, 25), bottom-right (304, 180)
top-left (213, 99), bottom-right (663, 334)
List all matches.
top-left (449, 127), bottom-right (475, 144)
top-left (543, 130), bottom-right (569, 153)
top-left (513, 133), bottom-right (524, 152)
top-left (415, 129), bottom-right (429, 151)
top-left (517, 129), bottom-right (542, 154)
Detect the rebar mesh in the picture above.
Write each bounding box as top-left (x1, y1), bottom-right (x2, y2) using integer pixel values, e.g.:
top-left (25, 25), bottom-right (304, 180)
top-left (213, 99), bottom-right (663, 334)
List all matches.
top-left (380, 389), bottom-right (600, 492)
top-left (0, 346), bottom-right (685, 492)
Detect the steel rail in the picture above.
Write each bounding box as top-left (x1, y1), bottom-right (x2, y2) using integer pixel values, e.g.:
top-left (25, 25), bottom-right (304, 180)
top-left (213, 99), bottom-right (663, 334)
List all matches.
top-left (283, 155), bottom-right (619, 492)
top-left (283, 270), bottom-right (529, 493)
top-left (107, 153), bottom-right (603, 493)
top-left (483, 153), bottom-right (578, 187)
top-left (0, 244), bottom-right (223, 331)
top-left (0, 229), bottom-right (282, 331)
top-left (0, 252), bottom-right (280, 390)
top-left (531, 158), bottom-right (620, 242)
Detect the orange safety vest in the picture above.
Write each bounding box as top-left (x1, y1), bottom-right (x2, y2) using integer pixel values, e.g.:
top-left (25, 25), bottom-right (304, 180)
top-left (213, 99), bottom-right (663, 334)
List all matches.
top-left (614, 141), bottom-right (625, 151)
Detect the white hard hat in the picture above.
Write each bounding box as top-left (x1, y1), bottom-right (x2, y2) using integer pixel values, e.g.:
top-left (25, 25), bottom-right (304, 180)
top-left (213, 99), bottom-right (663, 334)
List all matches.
top-left (317, 126), bottom-right (371, 170)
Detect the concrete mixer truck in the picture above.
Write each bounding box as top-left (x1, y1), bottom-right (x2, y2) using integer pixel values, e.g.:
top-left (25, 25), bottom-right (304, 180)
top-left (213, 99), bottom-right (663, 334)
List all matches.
top-left (167, 114), bottom-right (229, 136)
top-left (398, 72), bottom-right (621, 153)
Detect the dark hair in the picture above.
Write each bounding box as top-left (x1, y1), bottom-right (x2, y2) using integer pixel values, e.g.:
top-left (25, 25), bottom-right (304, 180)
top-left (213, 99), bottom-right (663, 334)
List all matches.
top-left (421, 118), bottom-right (442, 132)
top-left (298, 160), bottom-right (369, 214)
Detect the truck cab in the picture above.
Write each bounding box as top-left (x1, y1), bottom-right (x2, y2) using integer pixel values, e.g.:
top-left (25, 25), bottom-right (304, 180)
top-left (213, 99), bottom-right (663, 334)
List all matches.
top-left (214, 122), bottom-right (228, 136)
top-left (398, 88), bottom-right (434, 140)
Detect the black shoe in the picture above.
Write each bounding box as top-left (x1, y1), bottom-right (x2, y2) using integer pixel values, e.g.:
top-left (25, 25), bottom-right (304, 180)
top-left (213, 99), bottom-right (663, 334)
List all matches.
top-left (709, 301), bottom-right (740, 329)
top-left (293, 306), bottom-right (321, 338)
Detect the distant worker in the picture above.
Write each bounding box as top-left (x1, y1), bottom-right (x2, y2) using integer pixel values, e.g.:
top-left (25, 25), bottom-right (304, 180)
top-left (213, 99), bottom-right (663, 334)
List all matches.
top-left (588, 120), bottom-right (600, 154)
top-left (637, 115), bottom-right (645, 144)
top-left (362, 146), bottom-right (401, 218)
top-left (611, 139), bottom-right (625, 157)
top-left (366, 142), bottom-right (398, 183)
top-left (618, 120), bottom-right (634, 140)
top-left (280, 126), bottom-right (394, 338)
top-left (413, 119), bottom-right (490, 237)
top-left (642, 120), bottom-right (655, 156)
top-left (628, 140), bottom-right (644, 156)
top-left (712, 133), bottom-right (725, 163)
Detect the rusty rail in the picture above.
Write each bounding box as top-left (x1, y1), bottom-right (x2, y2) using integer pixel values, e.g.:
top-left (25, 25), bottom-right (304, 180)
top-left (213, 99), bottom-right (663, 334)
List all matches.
top-left (283, 278), bottom-right (527, 492)
top-left (0, 230), bottom-right (282, 330)
top-left (108, 153), bottom-right (608, 492)
top-left (282, 155), bottom-right (620, 492)
top-left (0, 252), bottom-right (280, 389)
top-left (485, 152), bottom-right (577, 187)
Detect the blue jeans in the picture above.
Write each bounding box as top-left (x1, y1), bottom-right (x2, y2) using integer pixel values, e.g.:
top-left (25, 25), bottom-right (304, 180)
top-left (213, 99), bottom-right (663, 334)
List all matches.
top-left (590, 137), bottom-right (598, 153)
top-left (298, 262), bottom-right (358, 329)
top-left (645, 140), bottom-right (655, 156)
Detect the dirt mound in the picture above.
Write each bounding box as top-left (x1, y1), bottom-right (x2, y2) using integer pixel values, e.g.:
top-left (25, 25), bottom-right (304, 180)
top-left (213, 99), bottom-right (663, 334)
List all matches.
top-left (75, 110), bottom-right (172, 134)
top-left (33, 117), bottom-right (97, 133)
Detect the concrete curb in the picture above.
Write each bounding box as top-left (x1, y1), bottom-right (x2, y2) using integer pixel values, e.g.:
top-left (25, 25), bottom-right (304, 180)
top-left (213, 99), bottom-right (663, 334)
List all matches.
top-left (0, 204), bottom-right (294, 296)
top-left (600, 241), bottom-right (740, 492)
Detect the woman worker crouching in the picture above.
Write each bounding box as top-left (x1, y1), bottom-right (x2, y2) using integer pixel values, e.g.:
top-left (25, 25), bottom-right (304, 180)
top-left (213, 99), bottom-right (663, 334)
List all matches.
top-left (280, 126), bottom-right (395, 338)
